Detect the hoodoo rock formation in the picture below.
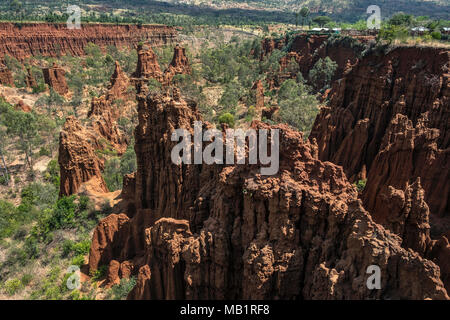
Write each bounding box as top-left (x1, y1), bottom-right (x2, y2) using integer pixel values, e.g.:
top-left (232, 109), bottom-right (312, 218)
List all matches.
top-left (132, 44), bottom-right (163, 81)
top-left (0, 62), bottom-right (14, 86)
top-left (252, 80), bottom-right (265, 111)
top-left (58, 116), bottom-right (108, 197)
top-left (59, 62), bottom-right (130, 197)
top-left (87, 86), bottom-right (448, 300)
top-left (43, 63), bottom-right (69, 95)
top-left (163, 45), bottom-right (192, 84)
top-left (25, 67), bottom-right (37, 88)
top-left (88, 61), bottom-right (129, 155)
top-left (0, 22), bottom-right (177, 61)
top-left (108, 61), bottom-right (130, 100)
top-left (309, 46), bottom-right (450, 290)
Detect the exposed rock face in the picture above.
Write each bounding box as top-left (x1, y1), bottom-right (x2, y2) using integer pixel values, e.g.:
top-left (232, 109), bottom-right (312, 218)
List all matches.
top-left (25, 67), bottom-right (37, 88)
top-left (14, 100), bottom-right (32, 112)
top-left (252, 80), bottom-right (265, 111)
top-left (262, 34), bottom-right (367, 89)
top-left (310, 46), bottom-right (449, 218)
top-left (58, 116), bottom-right (108, 197)
top-left (88, 96), bottom-right (128, 155)
top-left (59, 62), bottom-right (131, 197)
top-left (0, 62), bottom-right (14, 86)
top-left (0, 22), bottom-right (177, 61)
top-left (309, 46), bottom-right (450, 291)
top-left (259, 38), bottom-right (285, 60)
top-left (43, 63), bottom-right (68, 95)
top-left (163, 45), bottom-right (192, 84)
top-left (87, 61), bottom-right (129, 155)
top-left (108, 61), bottom-right (130, 99)
top-left (132, 44), bottom-right (163, 81)
top-left (88, 88), bottom-right (448, 300)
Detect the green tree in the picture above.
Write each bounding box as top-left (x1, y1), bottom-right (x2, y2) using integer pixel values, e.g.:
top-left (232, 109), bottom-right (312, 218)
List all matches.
top-left (389, 13), bottom-right (414, 26)
top-left (308, 57), bottom-right (338, 91)
top-left (103, 157), bottom-right (122, 192)
top-left (9, 0), bottom-right (23, 20)
top-left (299, 7), bottom-right (310, 28)
top-left (35, 89), bottom-right (65, 115)
top-left (277, 79), bottom-right (319, 135)
top-left (313, 16), bottom-right (332, 27)
top-left (4, 110), bottom-right (39, 170)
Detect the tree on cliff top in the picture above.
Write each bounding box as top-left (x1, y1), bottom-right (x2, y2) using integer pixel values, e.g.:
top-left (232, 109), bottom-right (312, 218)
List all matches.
top-left (312, 16), bottom-right (332, 28)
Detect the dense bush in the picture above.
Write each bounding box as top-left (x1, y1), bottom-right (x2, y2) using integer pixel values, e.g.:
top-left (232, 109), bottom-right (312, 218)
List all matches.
top-left (277, 79), bottom-right (319, 136)
top-left (109, 277), bottom-right (137, 300)
top-left (218, 113), bottom-right (235, 128)
top-left (308, 57), bottom-right (338, 92)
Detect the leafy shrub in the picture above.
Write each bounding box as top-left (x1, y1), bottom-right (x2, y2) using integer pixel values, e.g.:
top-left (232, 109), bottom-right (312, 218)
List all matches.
top-left (48, 196), bottom-right (77, 230)
top-left (355, 180), bottom-right (367, 192)
top-left (3, 278), bottom-right (23, 295)
top-left (120, 146), bottom-right (137, 176)
top-left (39, 146), bottom-right (51, 157)
top-left (218, 113), bottom-right (235, 128)
top-left (32, 82), bottom-right (46, 94)
top-left (21, 274), bottom-right (33, 286)
top-left (431, 31), bottom-right (442, 40)
top-left (78, 195), bottom-right (90, 212)
top-left (71, 255), bottom-right (85, 267)
top-left (109, 277), bottom-right (137, 300)
top-left (90, 265), bottom-right (108, 281)
top-left (0, 200), bottom-right (18, 239)
top-left (103, 157), bottom-right (122, 192)
top-left (378, 25), bottom-right (409, 43)
top-left (62, 239), bottom-right (91, 257)
top-left (0, 175), bottom-right (7, 185)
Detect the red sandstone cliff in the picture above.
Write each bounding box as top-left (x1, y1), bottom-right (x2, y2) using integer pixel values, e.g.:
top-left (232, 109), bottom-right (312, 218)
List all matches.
top-left (0, 23), bottom-right (177, 61)
top-left (260, 34), bottom-right (368, 89)
top-left (309, 45), bottom-right (450, 290)
top-left (87, 85), bottom-right (448, 300)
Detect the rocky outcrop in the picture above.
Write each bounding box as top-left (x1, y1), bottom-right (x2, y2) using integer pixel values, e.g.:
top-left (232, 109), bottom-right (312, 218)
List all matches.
top-left (309, 46), bottom-right (450, 291)
top-left (87, 61), bottom-right (129, 155)
top-left (310, 46), bottom-right (449, 217)
top-left (132, 44), bottom-right (163, 81)
top-left (88, 88), bottom-right (448, 300)
top-left (163, 45), bottom-right (192, 84)
top-left (0, 62), bottom-right (14, 86)
top-left (58, 116), bottom-right (108, 197)
top-left (25, 67), bottom-right (37, 88)
top-left (59, 62), bottom-right (131, 197)
top-left (43, 63), bottom-right (68, 95)
top-left (259, 38), bottom-right (285, 60)
top-left (14, 100), bottom-right (32, 112)
top-left (0, 22), bottom-right (177, 61)
top-left (108, 61), bottom-right (130, 100)
top-left (252, 80), bottom-right (265, 111)
top-left (261, 34), bottom-right (368, 89)
top-left (88, 95), bottom-right (128, 155)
